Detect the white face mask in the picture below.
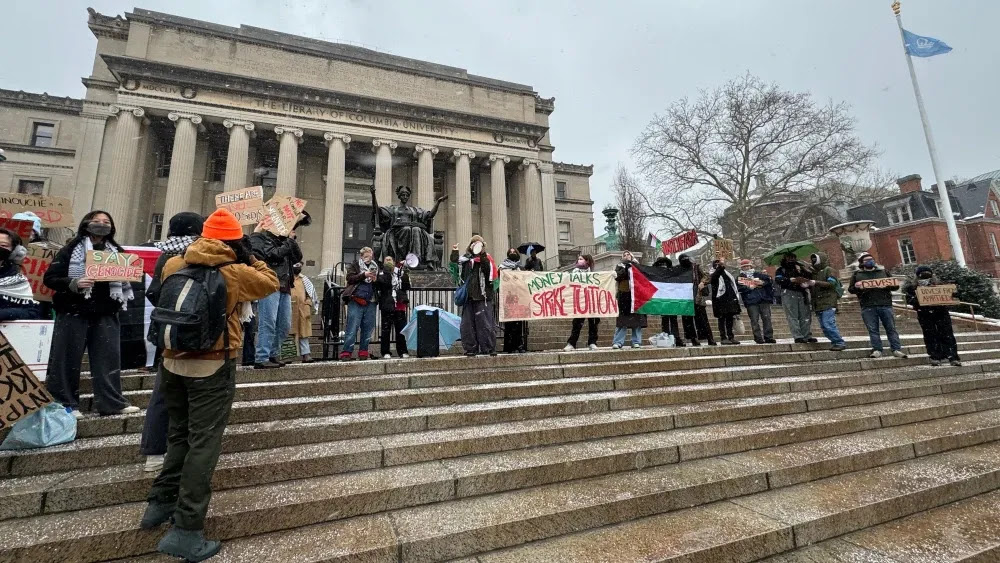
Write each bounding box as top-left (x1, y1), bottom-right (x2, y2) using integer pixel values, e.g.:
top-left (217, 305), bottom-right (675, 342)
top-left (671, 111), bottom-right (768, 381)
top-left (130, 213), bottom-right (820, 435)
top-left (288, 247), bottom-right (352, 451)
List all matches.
top-left (471, 242), bottom-right (483, 254)
top-left (742, 269), bottom-right (754, 276)
top-left (917, 279), bottom-right (931, 286)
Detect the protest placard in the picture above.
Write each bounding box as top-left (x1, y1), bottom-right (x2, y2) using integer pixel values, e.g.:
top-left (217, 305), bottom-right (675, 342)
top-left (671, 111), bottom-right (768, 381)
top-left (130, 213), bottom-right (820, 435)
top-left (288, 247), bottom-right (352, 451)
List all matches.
top-left (258, 196), bottom-right (307, 236)
top-left (22, 242), bottom-right (59, 302)
top-left (857, 278), bottom-right (898, 290)
top-left (916, 284), bottom-right (959, 307)
top-left (0, 330), bottom-right (53, 430)
top-left (713, 238), bottom-right (734, 260)
top-left (499, 270), bottom-right (619, 322)
top-left (661, 230), bottom-right (698, 255)
top-left (215, 186), bottom-right (265, 226)
top-left (737, 277), bottom-right (762, 288)
top-left (0, 193), bottom-right (74, 228)
top-left (0, 218), bottom-right (35, 240)
top-left (85, 250), bottom-right (144, 282)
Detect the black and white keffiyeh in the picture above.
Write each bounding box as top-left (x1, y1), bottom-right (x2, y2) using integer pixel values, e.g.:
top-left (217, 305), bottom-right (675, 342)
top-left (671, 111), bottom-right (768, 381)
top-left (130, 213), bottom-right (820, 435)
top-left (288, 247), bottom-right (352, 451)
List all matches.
top-left (153, 235), bottom-right (197, 255)
top-left (68, 237), bottom-right (134, 309)
top-left (0, 271), bottom-right (36, 306)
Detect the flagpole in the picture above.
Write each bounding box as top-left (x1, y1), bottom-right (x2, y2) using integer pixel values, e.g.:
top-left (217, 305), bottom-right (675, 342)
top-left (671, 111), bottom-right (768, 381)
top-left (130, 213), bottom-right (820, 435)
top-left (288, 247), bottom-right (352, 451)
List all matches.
top-left (892, 1), bottom-right (965, 266)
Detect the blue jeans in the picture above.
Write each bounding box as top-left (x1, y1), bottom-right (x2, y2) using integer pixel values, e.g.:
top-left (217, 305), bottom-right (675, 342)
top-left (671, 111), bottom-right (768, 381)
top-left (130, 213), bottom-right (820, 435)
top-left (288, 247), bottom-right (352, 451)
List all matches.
top-left (343, 300), bottom-right (377, 354)
top-left (613, 326), bottom-right (642, 347)
top-left (861, 306), bottom-right (901, 352)
top-left (816, 308), bottom-right (845, 347)
top-left (255, 291), bottom-right (292, 363)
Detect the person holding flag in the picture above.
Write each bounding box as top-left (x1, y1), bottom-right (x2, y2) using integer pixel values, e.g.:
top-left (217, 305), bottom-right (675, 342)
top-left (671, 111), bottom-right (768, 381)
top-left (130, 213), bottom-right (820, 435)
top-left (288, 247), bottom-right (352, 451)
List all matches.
top-left (613, 250), bottom-right (645, 349)
top-left (451, 235), bottom-right (498, 356)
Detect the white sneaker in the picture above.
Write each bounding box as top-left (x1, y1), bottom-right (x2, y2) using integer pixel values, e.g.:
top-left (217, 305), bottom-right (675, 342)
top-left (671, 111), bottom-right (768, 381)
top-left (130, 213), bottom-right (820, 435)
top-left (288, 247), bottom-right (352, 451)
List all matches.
top-left (869, 350), bottom-right (883, 359)
top-left (632, 344), bottom-right (641, 349)
top-left (70, 409), bottom-right (83, 420)
top-left (117, 406), bottom-right (141, 415)
top-left (892, 350), bottom-right (908, 359)
top-left (588, 344), bottom-right (598, 351)
top-left (401, 354), bottom-right (410, 359)
top-left (563, 344), bottom-right (575, 352)
top-left (144, 455), bottom-right (164, 473)
top-left (612, 344), bottom-right (622, 350)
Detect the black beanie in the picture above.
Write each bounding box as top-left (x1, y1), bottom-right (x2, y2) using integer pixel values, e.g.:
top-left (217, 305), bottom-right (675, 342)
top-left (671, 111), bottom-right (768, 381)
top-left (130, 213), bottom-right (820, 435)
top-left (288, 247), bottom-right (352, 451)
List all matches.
top-left (168, 212), bottom-right (205, 237)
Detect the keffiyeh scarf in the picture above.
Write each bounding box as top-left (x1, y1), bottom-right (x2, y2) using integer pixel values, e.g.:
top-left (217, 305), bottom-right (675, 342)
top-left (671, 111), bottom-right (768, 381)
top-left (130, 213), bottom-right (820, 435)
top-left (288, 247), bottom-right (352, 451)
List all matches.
top-left (499, 258), bottom-right (521, 271)
top-left (68, 237), bottom-right (134, 310)
top-left (0, 270), bottom-right (36, 306)
top-left (300, 273), bottom-right (319, 315)
top-left (153, 235), bottom-right (197, 255)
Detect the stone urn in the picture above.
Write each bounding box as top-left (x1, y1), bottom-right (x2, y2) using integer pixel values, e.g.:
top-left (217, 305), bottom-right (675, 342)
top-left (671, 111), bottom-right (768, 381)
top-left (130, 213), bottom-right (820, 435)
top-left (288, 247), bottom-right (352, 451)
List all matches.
top-left (829, 220), bottom-right (875, 278)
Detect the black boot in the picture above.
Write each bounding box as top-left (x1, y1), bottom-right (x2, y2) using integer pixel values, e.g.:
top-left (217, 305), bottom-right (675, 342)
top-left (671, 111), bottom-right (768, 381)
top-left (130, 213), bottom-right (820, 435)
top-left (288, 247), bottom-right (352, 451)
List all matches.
top-left (157, 527), bottom-right (222, 562)
top-left (140, 501), bottom-right (175, 530)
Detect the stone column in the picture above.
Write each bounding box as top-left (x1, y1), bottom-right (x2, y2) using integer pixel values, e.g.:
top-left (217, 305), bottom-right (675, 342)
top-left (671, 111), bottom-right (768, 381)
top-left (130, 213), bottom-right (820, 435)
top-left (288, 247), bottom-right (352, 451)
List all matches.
top-left (519, 158), bottom-right (544, 244)
top-left (322, 132), bottom-right (351, 272)
top-left (161, 112), bottom-right (202, 229)
top-left (414, 144), bottom-right (438, 211)
top-left (372, 139), bottom-right (397, 205)
top-left (101, 104), bottom-right (145, 234)
top-left (274, 126), bottom-right (303, 197)
top-left (539, 161), bottom-right (559, 265)
top-left (489, 154), bottom-right (511, 252)
top-left (452, 149), bottom-right (476, 248)
top-left (223, 119), bottom-right (255, 192)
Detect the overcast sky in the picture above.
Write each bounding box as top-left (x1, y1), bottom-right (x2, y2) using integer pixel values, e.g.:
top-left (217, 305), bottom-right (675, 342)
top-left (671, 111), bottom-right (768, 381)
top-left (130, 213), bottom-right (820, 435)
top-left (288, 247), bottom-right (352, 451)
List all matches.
top-left (3, 0), bottom-right (997, 236)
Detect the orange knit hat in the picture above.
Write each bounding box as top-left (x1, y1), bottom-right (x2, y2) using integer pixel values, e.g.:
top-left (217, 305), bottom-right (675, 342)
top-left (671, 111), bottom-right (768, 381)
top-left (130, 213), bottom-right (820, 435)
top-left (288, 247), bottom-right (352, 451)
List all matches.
top-left (202, 209), bottom-right (243, 241)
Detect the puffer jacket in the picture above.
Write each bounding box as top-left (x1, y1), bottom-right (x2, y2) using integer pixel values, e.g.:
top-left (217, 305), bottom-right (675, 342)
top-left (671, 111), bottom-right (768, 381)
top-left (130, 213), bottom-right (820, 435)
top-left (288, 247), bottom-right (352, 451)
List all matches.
top-left (809, 252), bottom-right (841, 312)
top-left (161, 238), bottom-right (279, 361)
top-left (849, 265), bottom-right (898, 309)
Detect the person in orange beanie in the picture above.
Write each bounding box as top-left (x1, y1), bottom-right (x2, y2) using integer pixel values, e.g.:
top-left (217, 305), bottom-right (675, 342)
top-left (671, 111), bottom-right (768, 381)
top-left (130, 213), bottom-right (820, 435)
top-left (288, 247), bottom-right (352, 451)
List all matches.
top-left (140, 208), bottom-right (278, 561)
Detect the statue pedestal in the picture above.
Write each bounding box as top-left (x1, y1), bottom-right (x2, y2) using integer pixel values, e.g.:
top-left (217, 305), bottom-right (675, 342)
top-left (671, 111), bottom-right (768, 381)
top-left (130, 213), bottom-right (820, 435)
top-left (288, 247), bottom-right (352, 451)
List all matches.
top-left (408, 270), bottom-right (456, 289)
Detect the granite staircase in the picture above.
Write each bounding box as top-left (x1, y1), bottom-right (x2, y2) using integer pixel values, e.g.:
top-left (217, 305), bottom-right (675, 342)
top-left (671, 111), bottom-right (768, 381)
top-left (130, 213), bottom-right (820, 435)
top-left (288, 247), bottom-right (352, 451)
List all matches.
top-left (5, 328), bottom-right (1000, 560)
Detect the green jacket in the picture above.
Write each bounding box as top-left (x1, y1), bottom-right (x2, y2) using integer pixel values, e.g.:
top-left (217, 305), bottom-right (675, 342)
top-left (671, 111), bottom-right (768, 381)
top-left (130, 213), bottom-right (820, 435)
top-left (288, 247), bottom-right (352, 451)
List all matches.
top-left (809, 253), bottom-right (840, 312)
top-left (849, 266), bottom-right (898, 308)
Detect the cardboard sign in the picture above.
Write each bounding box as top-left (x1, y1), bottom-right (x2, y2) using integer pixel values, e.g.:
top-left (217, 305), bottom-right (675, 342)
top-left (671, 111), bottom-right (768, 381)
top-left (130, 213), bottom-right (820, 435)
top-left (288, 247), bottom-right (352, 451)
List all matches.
top-left (0, 194), bottom-right (74, 228)
top-left (85, 250), bottom-right (143, 282)
top-left (0, 218), bottom-right (35, 240)
top-left (216, 186), bottom-right (266, 226)
top-left (916, 284), bottom-right (959, 307)
top-left (738, 277), bottom-right (762, 288)
top-left (258, 196), bottom-right (307, 236)
top-left (857, 278), bottom-right (897, 290)
top-left (0, 330), bottom-right (53, 430)
top-left (713, 238), bottom-right (734, 260)
top-left (0, 321), bottom-right (54, 381)
top-left (22, 242), bottom-right (59, 302)
top-left (499, 270), bottom-right (619, 322)
top-left (662, 230), bottom-right (698, 256)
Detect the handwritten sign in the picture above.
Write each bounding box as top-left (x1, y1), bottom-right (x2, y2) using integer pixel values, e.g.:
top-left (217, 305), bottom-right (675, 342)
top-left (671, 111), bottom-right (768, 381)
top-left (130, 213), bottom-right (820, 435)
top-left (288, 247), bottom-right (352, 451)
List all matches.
top-left (713, 238), bottom-right (734, 260)
top-left (23, 242), bottom-right (59, 302)
top-left (258, 196), bottom-right (307, 236)
top-left (0, 218), bottom-right (35, 240)
top-left (857, 278), bottom-right (897, 290)
top-left (0, 330), bottom-right (53, 430)
top-left (0, 194), bottom-right (74, 228)
top-left (215, 186), bottom-right (265, 226)
top-left (916, 284), bottom-right (959, 307)
top-left (738, 277), bottom-right (762, 288)
top-left (85, 251), bottom-right (143, 282)
top-left (499, 270), bottom-right (619, 322)
top-left (662, 230), bottom-right (698, 256)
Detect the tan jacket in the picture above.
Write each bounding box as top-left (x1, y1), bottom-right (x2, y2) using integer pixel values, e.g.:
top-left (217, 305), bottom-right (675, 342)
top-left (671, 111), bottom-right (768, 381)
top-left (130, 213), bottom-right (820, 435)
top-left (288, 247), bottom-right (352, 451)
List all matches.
top-left (161, 238), bottom-right (278, 361)
top-left (291, 279), bottom-right (313, 339)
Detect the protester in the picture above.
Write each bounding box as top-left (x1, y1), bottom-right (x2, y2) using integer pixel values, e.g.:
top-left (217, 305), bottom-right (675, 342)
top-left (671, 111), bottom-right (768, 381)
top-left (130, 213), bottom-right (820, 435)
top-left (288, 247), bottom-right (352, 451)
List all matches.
top-left (710, 258), bottom-right (742, 345)
top-left (250, 223), bottom-right (303, 368)
top-left (291, 262), bottom-right (319, 363)
top-left (451, 235), bottom-right (498, 356)
top-left (775, 252), bottom-right (818, 344)
top-left (613, 250), bottom-right (644, 349)
top-left (524, 248), bottom-right (544, 272)
top-left (140, 208), bottom-right (278, 561)
top-left (807, 252), bottom-right (848, 351)
top-left (737, 259), bottom-right (775, 344)
top-left (904, 265), bottom-right (961, 366)
top-left (564, 254), bottom-right (602, 351)
top-left (11, 211), bottom-right (43, 242)
top-left (651, 256), bottom-right (684, 347)
top-left (500, 248), bottom-right (528, 354)
top-left (376, 256), bottom-right (410, 359)
top-left (340, 246), bottom-right (379, 360)
top-left (850, 252), bottom-right (906, 358)
top-left (0, 228), bottom-right (41, 320)
top-left (42, 211), bottom-right (139, 418)
top-left (679, 253), bottom-right (715, 346)
top-left (141, 211), bottom-right (204, 473)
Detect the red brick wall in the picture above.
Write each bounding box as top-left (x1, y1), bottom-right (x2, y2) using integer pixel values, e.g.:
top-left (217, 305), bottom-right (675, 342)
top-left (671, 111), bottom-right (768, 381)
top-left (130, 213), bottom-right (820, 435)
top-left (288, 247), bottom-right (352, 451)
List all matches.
top-left (870, 222), bottom-right (952, 270)
top-left (961, 221), bottom-right (1000, 277)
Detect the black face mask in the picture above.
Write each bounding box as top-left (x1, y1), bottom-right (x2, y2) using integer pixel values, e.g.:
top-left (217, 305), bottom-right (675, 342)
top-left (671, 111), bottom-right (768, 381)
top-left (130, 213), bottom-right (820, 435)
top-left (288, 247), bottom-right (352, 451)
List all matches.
top-left (918, 272), bottom-right (933, 279)
top-left (87, 222), bottom-right (112, 237)
top-left (679, 258), bottom-right (691, 267)
top-left (507, 253), bottom-right (519, 261)
top-left (0, 248), bottom-right (10, 262)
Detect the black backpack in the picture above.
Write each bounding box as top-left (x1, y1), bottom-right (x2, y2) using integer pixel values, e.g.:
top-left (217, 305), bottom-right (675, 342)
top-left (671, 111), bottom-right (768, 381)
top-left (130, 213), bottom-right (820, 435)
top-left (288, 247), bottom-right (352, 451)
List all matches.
top-left (148, 262), bottom-right (234, 356)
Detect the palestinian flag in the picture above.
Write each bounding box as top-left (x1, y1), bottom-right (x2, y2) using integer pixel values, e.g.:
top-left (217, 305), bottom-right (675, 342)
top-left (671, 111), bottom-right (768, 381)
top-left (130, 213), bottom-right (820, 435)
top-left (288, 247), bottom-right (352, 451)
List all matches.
top-left (630, 264), bottom-right (695, 316)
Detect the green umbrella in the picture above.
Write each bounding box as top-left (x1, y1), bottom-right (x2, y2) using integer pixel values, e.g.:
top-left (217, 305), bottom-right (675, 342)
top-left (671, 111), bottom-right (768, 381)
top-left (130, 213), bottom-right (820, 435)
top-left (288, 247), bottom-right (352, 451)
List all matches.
top-left (762, 240), bottom-right (821, 266)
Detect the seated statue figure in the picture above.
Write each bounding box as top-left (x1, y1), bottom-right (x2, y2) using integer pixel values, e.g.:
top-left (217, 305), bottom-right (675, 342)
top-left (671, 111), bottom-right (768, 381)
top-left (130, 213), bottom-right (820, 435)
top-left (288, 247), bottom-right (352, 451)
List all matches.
top-left (371, 184), bottom-right (447, 269)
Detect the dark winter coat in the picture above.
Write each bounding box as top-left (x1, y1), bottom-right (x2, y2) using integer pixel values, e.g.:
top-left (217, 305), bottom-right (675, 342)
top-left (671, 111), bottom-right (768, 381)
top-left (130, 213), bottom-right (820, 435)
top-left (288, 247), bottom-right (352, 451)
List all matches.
top-left (250, 231), bottom-right (302, 293)
top-left (44, 240), bottom-right (124, 316)
top-left (774, 260), bottom-right (812, 296)
top-left (342, 260), bottom-right (378, 305)
top-left (375, 265), bottom-right (411, 313)
top-left (903, 277), bottom-right (953, 310)
top-left (615, 260), bottom-right (646, 329)
top-left (810, 252), bottom-right (841, 312)
top-left (451, 249), bottom-right (496, 302)
top-left (709, 266), bottom-right (742, 317)
top-left (524, 256), bottom-right (544, 272)
top-left (849, 266), bottom-right (898, 309)
top-left (737, 272), bottom-right (774, 306)
top-left (0, 261), bottom-right (41, 320)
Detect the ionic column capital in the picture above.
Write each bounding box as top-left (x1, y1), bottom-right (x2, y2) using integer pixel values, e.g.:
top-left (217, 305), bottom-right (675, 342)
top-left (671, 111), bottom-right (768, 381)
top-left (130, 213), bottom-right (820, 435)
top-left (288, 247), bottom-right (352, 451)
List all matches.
top-left (489, 154), bottom-right (511, 165)
top-left (323, 132), bottom-right (352, 146)
top-left (275, 126), bottom-right (304, 143)
top-left (223, 119), bottom-right (255, 132)
top-left (452, 149), bottom-right (476, 161)
top-left (167, 111), bottom-right (203, 125)
top-left (539, 161), bottom-right (555, 174)
top-left (372, 138), bottom-right (398, 152)
top-left (109, 104), bottom-right (144, 118)
top-left (519, 158), bottom-right (541, 170)
top-left (414, 144), bottom-right (439, 157)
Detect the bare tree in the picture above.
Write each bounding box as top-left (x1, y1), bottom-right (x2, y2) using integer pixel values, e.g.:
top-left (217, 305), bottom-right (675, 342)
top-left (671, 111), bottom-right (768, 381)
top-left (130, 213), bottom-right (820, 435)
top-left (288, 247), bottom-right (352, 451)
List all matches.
top-left (612, 163), bottom-right (648, 256)
top-left (632, 73), bottom-right (890, 258)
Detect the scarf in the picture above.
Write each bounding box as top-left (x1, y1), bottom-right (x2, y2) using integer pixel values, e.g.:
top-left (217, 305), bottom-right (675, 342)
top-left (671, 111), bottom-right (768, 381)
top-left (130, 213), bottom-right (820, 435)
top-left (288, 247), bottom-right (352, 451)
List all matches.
top-left (458, 253), bottom-right (497, 295)
top-left (68, 237), bottom-right (134, 310)
top-left (390, 267), bottom-right (403, 301)
top-left (499, 258), bottom-right (520, 271)
top-left (300, 273), bottom-right (319, 314)
top-left (716, 268), bottom-right (737, 299)
top-left (154, 235), bottom-right (197, 255)
top-left (0, 268), bottom-right (37, 306)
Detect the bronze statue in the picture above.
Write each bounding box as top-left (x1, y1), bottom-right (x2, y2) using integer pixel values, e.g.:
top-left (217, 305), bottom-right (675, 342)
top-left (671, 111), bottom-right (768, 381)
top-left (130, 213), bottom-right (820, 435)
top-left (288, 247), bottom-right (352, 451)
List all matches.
top-left (371, 184), bottom-right (447, 269)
